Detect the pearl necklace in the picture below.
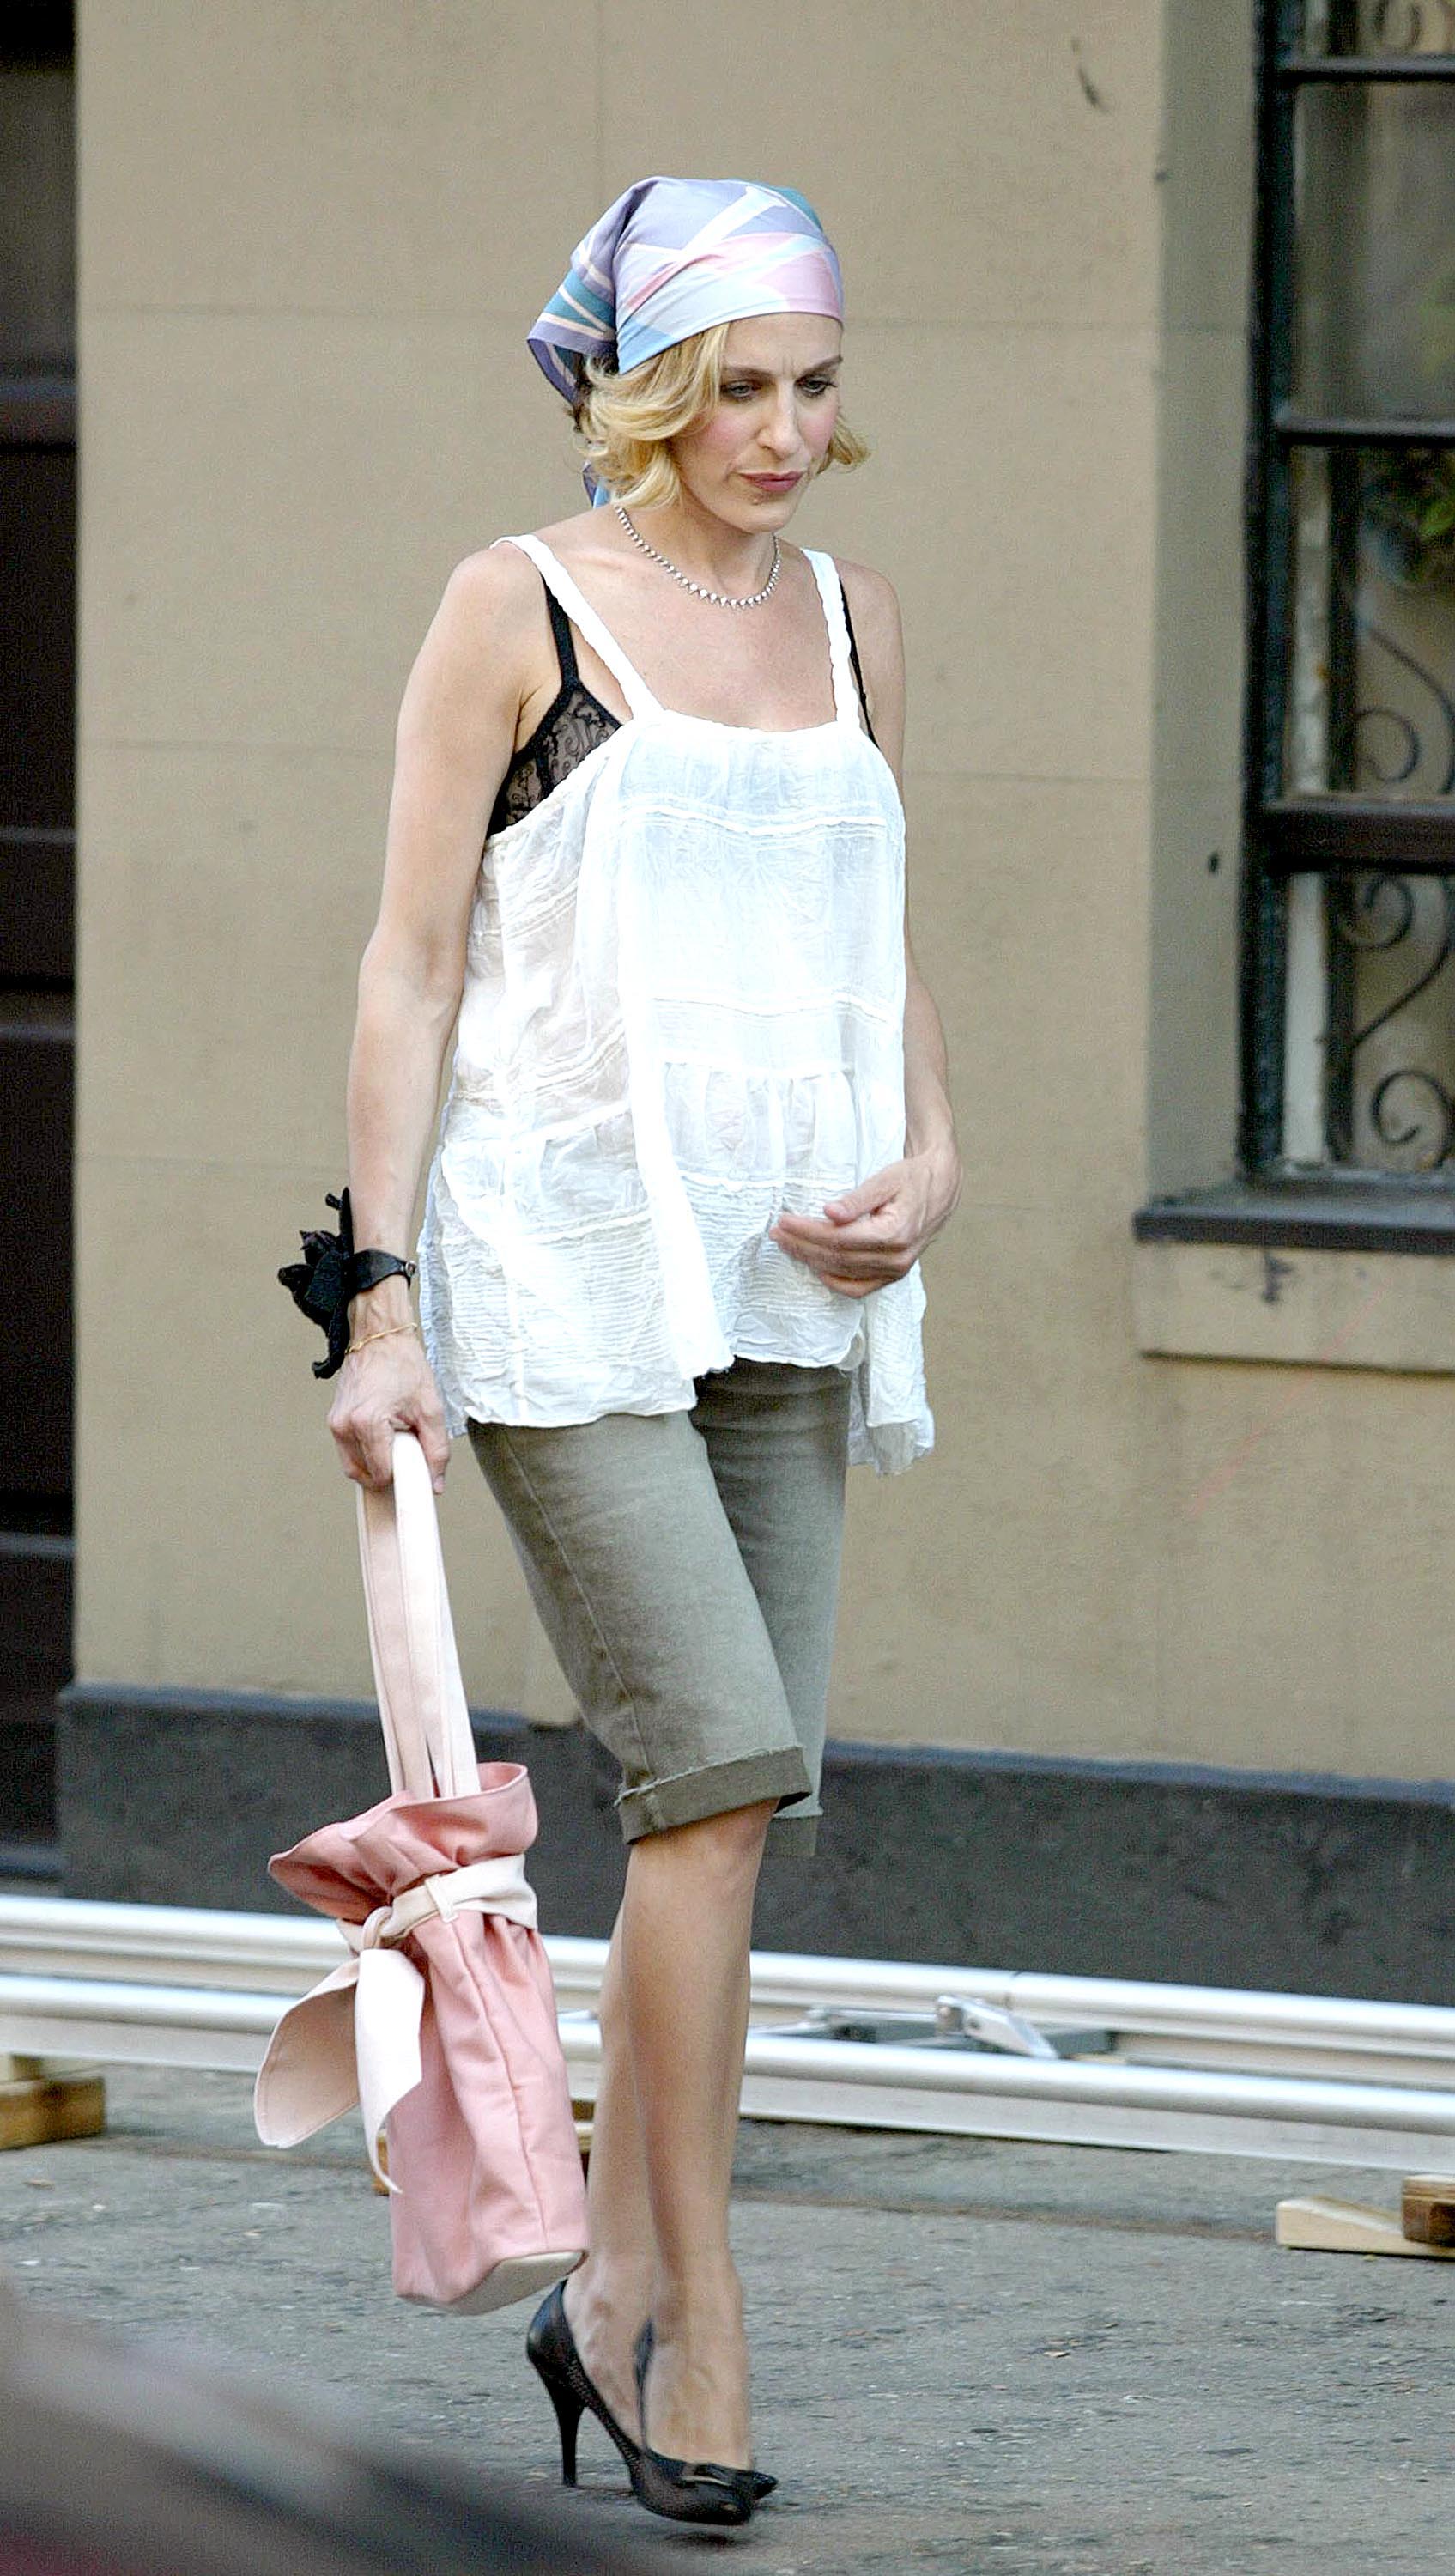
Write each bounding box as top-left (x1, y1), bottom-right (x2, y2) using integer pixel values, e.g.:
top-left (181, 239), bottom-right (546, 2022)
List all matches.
top-left (614, 501), bottom-right (781, 609)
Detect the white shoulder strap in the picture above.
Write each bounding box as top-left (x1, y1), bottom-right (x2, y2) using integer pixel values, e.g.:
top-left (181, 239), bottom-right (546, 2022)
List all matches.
top-left (803, 549), bottom-right (860, 729)
top-left (495, 533), bottom-right (661, 719)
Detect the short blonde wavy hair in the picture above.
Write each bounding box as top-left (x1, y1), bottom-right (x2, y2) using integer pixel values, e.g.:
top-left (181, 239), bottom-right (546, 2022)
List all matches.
top-left (573, 322), bottom-right (869, 512)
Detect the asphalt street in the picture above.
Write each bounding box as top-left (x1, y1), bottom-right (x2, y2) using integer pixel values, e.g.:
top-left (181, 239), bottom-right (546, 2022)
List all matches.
top-left (0, 2066), bottom-right (1448, 2574)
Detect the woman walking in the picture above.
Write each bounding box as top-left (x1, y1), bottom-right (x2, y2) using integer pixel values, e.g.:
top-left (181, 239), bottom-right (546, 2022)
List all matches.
top-left (324, 176), bottom-right (961, 2526)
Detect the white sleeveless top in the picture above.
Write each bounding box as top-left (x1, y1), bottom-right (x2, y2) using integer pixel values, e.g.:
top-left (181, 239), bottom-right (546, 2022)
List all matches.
top-left (417, 533), bottom-right (933, 1474)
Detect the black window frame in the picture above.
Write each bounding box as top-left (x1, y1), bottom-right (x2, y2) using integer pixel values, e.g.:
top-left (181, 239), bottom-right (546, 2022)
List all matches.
top-left (1241, 0), bottom-right (1455, 1182)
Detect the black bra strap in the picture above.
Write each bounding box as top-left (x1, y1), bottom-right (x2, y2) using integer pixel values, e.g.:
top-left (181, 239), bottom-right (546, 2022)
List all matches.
top-left (836, 579), bottom-right (877, 747)
top-left (543, 581), bottom-right (579, 691)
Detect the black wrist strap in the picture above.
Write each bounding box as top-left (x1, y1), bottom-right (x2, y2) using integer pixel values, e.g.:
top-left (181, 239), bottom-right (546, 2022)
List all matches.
top-left (352, 1249), bottom-right (417, 1295)
top-left (277, 1188), bottom-right (418, 1380)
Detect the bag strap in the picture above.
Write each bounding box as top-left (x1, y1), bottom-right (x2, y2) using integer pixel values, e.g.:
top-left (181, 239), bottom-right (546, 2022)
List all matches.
top-left (356, 1434), bottom-right (477, 1801)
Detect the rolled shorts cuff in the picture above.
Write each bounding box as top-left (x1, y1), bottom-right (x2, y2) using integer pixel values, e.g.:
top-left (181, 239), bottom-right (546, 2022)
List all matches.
top-left (616, 1746), bottom-right (812, 1844)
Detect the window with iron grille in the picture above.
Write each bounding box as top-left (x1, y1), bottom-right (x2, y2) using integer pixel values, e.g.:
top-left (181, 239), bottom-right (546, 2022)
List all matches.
top-left (1246, 2), bottom-right (1455, 1183)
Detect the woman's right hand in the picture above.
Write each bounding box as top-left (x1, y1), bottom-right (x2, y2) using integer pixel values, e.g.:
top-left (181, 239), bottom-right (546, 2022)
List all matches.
top-left (327, 1327), bottom-right (451, 1495)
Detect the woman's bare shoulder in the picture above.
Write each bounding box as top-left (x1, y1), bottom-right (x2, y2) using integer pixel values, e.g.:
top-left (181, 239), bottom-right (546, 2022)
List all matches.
top-left (397, 541), bottom-right (555, 744)
top-left (436, 537), bottom-right (548, 632)
top-left (429, 512), bottom-right (615, 622)
top-left (829, 555), bottom-right (902, 647)
top-left (411, 540), bottom-right (558, 710)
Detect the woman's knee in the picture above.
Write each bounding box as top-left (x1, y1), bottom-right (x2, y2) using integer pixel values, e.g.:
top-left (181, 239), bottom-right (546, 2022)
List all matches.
top-left (635, 1796), bottom-right (777, 1882)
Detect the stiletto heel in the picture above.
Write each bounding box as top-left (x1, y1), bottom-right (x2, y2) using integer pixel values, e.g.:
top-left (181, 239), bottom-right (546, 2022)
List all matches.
top-left (525, 2281), bottom-right (640, 2491)
top-left (531, 2359), bottom-right (583, 2486)
top-left (630, 2318), bottom-right (772, 2526)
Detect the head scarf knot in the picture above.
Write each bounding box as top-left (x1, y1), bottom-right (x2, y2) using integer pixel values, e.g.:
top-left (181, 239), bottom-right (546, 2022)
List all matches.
top-left (528, 175), bottom-right (844, 418)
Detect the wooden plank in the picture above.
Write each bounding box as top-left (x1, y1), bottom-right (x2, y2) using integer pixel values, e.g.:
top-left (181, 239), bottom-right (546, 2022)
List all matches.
top-left (1400, 2174), bottom-right (1455, 2245)
top-left (1276, 2194), bottom-right (1455, 2258)
top-left (0, 2063), bottom-right (104, 2149)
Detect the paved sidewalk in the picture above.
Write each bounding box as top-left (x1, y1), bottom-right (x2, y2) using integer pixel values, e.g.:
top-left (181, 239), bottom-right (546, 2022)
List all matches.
top-left (0, 2067), bottom-right (1447, 2573)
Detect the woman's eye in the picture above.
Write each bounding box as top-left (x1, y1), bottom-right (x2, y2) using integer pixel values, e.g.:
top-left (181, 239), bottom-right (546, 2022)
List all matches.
top-left (722, 382), bottom-right (759, 402)
top-left (799, 379), bottom-right (835, 398)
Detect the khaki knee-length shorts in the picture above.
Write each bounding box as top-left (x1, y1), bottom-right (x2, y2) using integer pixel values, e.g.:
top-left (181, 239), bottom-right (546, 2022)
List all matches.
top-left (467, 1356), bottom-right (852, 1854)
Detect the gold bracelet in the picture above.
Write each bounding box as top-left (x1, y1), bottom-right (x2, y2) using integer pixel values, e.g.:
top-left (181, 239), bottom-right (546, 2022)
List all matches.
top-left (346, 1323), bottom-right (421, 1357)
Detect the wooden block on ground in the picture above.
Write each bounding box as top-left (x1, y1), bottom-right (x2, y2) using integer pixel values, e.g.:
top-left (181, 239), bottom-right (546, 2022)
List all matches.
top-left (1400, 2174), bottom-right (1455, 2245)
top-left (0, 2064), bottom-right (106, 2150)
top-left (1276, 2195), bottom-right (1455, 2258)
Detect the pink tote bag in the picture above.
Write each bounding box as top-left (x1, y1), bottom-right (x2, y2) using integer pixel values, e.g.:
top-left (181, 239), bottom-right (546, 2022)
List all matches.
top-left (254, 1431), bottom-right (587, 2312)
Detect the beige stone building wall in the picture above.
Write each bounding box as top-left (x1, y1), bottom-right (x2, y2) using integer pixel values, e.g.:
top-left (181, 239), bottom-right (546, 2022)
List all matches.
top-left (73, 1), bottom-right (1455, 1783)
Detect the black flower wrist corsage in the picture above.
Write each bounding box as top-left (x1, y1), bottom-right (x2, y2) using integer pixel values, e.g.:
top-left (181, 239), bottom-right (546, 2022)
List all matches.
top-left (277, 1188), bottom-right (417, 1378)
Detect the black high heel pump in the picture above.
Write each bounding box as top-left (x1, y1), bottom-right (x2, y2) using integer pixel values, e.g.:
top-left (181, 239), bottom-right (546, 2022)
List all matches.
top-left (630, 2318), bottom-right (773, 2524)
top-left (525, 2281), bottom-right (642, 2491)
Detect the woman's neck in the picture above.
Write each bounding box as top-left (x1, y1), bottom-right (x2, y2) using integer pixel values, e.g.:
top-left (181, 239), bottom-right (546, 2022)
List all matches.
top-left (618, 495), bottom-right (779, 596)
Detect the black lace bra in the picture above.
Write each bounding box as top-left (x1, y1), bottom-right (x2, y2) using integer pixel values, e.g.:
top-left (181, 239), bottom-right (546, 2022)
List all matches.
top-left (487, 572), bottom-right (879, 841)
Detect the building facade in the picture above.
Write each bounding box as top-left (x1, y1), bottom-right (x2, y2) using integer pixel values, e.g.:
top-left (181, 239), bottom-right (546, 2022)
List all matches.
top-left (10, 2), bottom-right (1455, 1992)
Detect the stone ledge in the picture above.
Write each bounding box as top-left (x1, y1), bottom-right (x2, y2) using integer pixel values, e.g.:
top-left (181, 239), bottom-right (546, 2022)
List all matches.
top-left (1135, 1179), bottom-right (1455, 1256)
top-left (1133, 1235), bottom-right (1455, 1371)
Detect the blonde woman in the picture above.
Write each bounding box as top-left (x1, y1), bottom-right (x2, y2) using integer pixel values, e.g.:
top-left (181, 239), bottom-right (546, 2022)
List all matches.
top-left (324, 177), bottom-right (960, 2526)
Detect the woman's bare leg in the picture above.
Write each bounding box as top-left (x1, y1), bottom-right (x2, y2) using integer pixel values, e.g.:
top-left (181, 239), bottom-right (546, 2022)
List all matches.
top-left (561, 1911), bottom-right (654, 2439)
top-left (621, 1797), bottom-right (774, 2467)
top-left (561, 1797), bottom-right (774, 2464)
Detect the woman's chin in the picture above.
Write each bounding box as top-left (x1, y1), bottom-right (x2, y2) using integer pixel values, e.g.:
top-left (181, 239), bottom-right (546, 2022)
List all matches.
top-left (709, 483), bottom-right (808, 532)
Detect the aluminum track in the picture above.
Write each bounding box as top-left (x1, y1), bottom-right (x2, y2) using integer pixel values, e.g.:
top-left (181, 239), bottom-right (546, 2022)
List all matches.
top-left (3, 1896), bottom-right (1455, 2169)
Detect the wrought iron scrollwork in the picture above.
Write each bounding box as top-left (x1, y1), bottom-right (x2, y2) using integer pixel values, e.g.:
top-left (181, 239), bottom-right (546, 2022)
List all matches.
top-left (1335, 607), bottom-right (1455, 791)
top-left (1331, 522), bottom-right (1455, 797)
top-left (1325, 870), bottom-right (1455, 1166)
top-left (1369, 0), bottom-right (1455, 52)
top-left (1367, 1066), bottom-right (1455, 1161)
top-left (1340, 703), bottom-right (1422, 784)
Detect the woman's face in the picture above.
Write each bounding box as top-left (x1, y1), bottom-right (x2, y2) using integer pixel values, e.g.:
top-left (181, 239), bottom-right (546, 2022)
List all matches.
top-left (670, 313), bottom-right (844, 529)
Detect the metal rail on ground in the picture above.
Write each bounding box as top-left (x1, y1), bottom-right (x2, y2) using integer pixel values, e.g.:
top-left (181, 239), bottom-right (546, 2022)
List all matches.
top-left (3, 1896), bottom-right (1455, 2169)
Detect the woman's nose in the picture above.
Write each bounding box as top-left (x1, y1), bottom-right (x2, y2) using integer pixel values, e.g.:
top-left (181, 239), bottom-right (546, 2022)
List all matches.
top-left (761, 391), bottom-right (802, 456)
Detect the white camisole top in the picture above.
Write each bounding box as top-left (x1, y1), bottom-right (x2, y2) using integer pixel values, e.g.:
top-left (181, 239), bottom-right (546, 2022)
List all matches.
top-left (417, 532), bottom-right (933, 1474)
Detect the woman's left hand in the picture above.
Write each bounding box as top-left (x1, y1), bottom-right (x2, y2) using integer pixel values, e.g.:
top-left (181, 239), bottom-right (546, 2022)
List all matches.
top-left (768, 1141), bottom-right (962, 1298)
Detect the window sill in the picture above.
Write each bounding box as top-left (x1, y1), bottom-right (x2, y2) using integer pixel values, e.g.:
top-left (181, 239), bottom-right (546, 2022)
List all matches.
top-left (1133, 1182), bottom-right (1455, 1371)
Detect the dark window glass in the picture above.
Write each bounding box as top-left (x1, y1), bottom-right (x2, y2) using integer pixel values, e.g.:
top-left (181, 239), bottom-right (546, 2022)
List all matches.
top-left (0, 60), bottom-right (74, 374)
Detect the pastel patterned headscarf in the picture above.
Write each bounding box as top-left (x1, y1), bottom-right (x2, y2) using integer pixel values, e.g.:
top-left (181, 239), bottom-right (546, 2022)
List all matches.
top-left (528, 175), bottom-right (844, 410)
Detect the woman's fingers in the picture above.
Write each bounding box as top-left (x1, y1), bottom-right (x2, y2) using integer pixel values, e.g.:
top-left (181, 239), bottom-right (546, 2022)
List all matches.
top-left (326, 1346), bottom-right (451, 1492)
top-left (771, 1206), bottom-right (916, 1283)
top-left (326, 1397), bottom-right (393, 1492)
top-left (771, 1156), bottom-right (943, 1286)
top-left (414, 1402), bottom-right (451, 1493)
top-left (773, 1149), bottom-right (958, 1284)
top-left (355, 1415), bottom-right (400, 1492)
top-left (325, 1395), bottom-right (365, 1485)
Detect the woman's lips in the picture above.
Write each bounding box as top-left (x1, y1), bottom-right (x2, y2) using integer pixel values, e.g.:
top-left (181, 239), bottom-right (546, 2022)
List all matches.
top-left (743, 471), bottom-right (803, 492)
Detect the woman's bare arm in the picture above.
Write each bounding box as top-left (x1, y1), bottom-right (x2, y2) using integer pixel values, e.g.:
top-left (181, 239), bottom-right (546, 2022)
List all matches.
top-left (328, 545), bottom-right (539, 1490)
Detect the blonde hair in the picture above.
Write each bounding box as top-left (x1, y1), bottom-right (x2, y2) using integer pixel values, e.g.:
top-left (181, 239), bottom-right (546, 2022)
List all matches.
top-left (573, 321), bottom-right (869, 511)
